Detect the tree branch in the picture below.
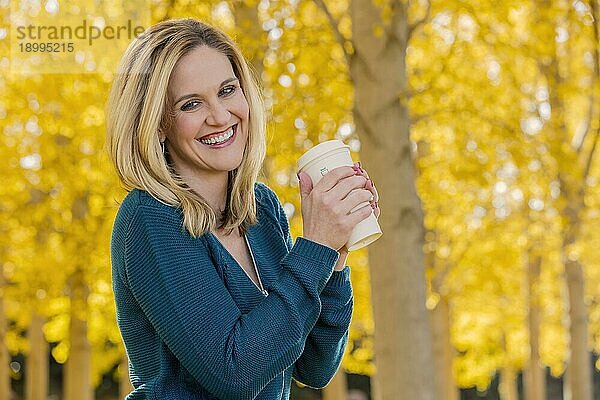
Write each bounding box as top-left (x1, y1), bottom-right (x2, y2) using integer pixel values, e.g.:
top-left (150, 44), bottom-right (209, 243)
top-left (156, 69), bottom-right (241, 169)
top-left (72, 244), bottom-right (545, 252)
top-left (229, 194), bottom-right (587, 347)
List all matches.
top-left (312, 0), bottom-right (351, 66)
top-left (582, 0), bottom-right (600, 186)
top-left (408, 0), bottom-right (432, 39)
top-left (582, 127), bottom-right (599, 182)
top-left (572, 94), bottom-right (594, 153)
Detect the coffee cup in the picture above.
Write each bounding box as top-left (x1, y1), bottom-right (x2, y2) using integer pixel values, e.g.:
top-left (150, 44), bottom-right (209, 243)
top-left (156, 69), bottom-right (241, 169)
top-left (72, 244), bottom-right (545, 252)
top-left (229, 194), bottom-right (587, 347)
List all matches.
top-left (296, 139), bottom-right (382, 251)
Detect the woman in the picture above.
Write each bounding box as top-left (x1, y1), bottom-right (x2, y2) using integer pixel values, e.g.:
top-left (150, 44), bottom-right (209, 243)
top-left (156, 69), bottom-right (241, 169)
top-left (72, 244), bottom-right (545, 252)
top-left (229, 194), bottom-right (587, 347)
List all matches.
top-left (106, 18), bottom-right (380, 400)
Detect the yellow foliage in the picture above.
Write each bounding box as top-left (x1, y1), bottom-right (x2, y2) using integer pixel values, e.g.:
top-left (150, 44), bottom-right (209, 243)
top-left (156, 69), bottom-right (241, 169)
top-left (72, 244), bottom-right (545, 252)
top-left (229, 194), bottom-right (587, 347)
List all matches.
top-left (2, 0), bottom-right (600, 393)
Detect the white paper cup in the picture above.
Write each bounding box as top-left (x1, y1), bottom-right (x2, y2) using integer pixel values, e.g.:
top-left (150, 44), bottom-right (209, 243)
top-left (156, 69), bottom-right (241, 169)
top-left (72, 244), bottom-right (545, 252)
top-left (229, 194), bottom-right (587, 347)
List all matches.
top-left (296, 139), bottom-right (382, 251)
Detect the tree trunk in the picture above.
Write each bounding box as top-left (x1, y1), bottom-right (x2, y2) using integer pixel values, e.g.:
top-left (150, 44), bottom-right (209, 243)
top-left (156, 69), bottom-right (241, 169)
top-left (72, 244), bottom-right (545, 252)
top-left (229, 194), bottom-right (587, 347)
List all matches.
top-left (524, 254), bottom-right (546, 400)
top-left (499, 366), bottom-right (519, 400)
top-left (562, 2), bottom-right (600, 399)
top-left (0, 274), bottom-right (10, 400)
top-left (25, 313), bottom-right (48, 400)
top-left (63, 270), bottom-right (93, 400)
top-left (322, 368), bottom-right (348, 400)
top-left (119, 354), bottom-right (134, 399)
top-left (546, 66), bottom-right (593, 400)
top-left (64, 314), bottom-right (93, 400)
top-left (431, 296), bottom-right (458, 400)
top-left (535, 0), bottom-right (594, 397)
top-left (563, 246), bottom-right (592, 400)
top-left (233, 0), bottom-right (264, 77)
top-left (349, 1), bottom-right (436, 399)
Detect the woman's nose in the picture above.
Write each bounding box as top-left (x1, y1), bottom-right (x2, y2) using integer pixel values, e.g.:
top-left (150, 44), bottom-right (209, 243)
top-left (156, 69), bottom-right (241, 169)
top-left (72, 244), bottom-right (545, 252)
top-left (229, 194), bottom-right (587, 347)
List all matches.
top-left (206, 101), bottom-right (231, 126)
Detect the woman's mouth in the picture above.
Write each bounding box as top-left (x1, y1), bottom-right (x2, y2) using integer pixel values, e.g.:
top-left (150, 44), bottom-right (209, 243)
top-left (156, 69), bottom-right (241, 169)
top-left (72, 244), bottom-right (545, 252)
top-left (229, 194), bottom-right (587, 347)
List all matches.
top-left (197, 125), bottom-right (237, 148)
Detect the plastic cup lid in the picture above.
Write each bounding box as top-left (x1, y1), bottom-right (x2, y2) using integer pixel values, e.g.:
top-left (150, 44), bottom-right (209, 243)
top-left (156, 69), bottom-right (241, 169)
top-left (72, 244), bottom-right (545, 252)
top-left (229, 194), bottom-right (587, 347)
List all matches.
top-left (296, 140), bottom-right (350, 172)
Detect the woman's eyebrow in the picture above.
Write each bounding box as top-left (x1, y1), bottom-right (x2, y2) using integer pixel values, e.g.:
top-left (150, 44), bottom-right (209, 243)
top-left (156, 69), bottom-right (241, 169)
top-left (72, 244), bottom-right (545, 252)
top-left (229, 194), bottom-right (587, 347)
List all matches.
top-left (174, 77), bottom-right (239, 105)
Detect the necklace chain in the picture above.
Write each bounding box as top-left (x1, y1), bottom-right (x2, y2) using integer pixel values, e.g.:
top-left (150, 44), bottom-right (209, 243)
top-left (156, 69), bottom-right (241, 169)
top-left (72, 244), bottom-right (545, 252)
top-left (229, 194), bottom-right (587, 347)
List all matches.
top-left (244, 234), bottom-right (268, 297)
top-left (212, 230), bottom-right (267, 297)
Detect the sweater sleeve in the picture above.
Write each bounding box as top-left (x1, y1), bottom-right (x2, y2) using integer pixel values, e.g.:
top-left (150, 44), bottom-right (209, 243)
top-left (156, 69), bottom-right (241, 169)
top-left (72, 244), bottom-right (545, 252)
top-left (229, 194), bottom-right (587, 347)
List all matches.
top-left (264, 185), bottom-right (354, 388)
top-left (122, 204), bottom-right (340, 400)
top-left (292, 268), bottom-right (353, 388)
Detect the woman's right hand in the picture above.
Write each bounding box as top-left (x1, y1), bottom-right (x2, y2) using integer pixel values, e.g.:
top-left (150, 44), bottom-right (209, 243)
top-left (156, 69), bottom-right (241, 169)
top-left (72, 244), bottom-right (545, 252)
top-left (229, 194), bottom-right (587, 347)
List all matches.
top-left (297, 166), bottom-right (374, 251)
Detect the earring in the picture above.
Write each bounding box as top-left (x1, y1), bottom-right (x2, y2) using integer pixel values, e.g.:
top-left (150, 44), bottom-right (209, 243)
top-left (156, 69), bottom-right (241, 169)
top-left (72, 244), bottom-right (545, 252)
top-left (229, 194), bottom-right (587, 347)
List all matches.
top-left (160, 141), bottom-right (165, 154)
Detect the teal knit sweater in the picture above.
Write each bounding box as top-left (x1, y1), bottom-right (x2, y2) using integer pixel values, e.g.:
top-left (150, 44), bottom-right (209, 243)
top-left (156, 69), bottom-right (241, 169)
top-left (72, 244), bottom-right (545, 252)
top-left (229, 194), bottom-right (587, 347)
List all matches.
top-left (110, 182), bottom-right (354, 399)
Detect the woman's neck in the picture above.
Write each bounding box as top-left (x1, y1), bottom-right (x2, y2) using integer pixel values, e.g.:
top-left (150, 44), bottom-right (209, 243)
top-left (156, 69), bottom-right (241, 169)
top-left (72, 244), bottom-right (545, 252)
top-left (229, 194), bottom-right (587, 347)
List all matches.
top-left (175, 165), bottom-right (229, 213)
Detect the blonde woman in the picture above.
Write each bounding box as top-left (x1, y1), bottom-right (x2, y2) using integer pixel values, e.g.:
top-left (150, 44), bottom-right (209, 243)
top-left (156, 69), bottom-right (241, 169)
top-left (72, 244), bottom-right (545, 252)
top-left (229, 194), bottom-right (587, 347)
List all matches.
top-left (106, 18), bottom-right (380, 400)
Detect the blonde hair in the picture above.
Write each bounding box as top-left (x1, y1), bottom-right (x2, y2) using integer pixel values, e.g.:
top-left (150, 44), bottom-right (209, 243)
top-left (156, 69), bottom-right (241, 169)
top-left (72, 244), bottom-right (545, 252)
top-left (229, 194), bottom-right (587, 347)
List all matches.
top-left (105, 18), bottom-right (266, 238)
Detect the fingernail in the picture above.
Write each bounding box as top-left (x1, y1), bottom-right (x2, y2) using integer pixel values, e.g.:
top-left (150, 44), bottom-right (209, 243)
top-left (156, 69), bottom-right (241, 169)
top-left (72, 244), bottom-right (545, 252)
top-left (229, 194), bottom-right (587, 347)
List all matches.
top-left (366, 179), bottom-right (372, 187)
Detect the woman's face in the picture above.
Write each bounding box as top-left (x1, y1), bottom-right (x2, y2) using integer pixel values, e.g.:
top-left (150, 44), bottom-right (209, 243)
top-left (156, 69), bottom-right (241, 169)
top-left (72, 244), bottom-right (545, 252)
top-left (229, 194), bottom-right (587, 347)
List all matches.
top-left (164, 46), bottom-right (249, 177)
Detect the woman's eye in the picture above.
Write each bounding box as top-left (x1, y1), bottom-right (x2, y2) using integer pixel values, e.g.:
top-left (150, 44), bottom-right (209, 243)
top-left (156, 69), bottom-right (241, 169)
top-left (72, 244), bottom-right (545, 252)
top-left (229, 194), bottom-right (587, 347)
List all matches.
top-left (219, 85), bottom-right (237, 97)
top-left (181, 100), bottom-right (201, 111)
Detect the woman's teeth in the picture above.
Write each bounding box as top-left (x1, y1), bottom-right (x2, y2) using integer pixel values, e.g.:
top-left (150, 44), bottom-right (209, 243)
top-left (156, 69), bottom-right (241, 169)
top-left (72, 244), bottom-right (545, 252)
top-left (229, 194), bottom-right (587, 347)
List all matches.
top-left (199, 127), bottom-right (234, 145)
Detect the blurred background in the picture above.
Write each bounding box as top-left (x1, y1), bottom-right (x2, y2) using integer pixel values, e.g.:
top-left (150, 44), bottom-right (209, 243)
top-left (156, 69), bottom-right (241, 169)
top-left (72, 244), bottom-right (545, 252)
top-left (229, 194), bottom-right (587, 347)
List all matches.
top-left (1, 0), bottom-right (600, 399)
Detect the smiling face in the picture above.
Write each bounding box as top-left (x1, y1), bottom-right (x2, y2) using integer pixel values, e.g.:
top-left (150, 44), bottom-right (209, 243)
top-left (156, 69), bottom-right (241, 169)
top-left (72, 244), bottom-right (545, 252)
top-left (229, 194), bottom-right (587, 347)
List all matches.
top-left (163, 46), bottom-right (250, 179)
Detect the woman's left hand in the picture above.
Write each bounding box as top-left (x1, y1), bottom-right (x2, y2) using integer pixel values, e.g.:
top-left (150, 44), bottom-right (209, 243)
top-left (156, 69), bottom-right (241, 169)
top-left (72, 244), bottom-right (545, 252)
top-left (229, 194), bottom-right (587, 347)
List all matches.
top-left (333, 162), bottom-right (380, 271)
top-left (352, 162), bottom-right (380, 219)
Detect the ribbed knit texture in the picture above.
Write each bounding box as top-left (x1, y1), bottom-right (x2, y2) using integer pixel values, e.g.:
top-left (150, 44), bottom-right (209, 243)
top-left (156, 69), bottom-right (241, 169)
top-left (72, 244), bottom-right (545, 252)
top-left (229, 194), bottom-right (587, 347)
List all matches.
top-left (110, 182), bottom-right (354, 400)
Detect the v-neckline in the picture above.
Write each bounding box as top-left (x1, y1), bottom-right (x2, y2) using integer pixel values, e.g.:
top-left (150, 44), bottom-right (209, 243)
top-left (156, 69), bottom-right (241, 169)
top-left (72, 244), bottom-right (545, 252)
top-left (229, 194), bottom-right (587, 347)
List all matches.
top-left (207, 229), bottom-right (268, 297)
